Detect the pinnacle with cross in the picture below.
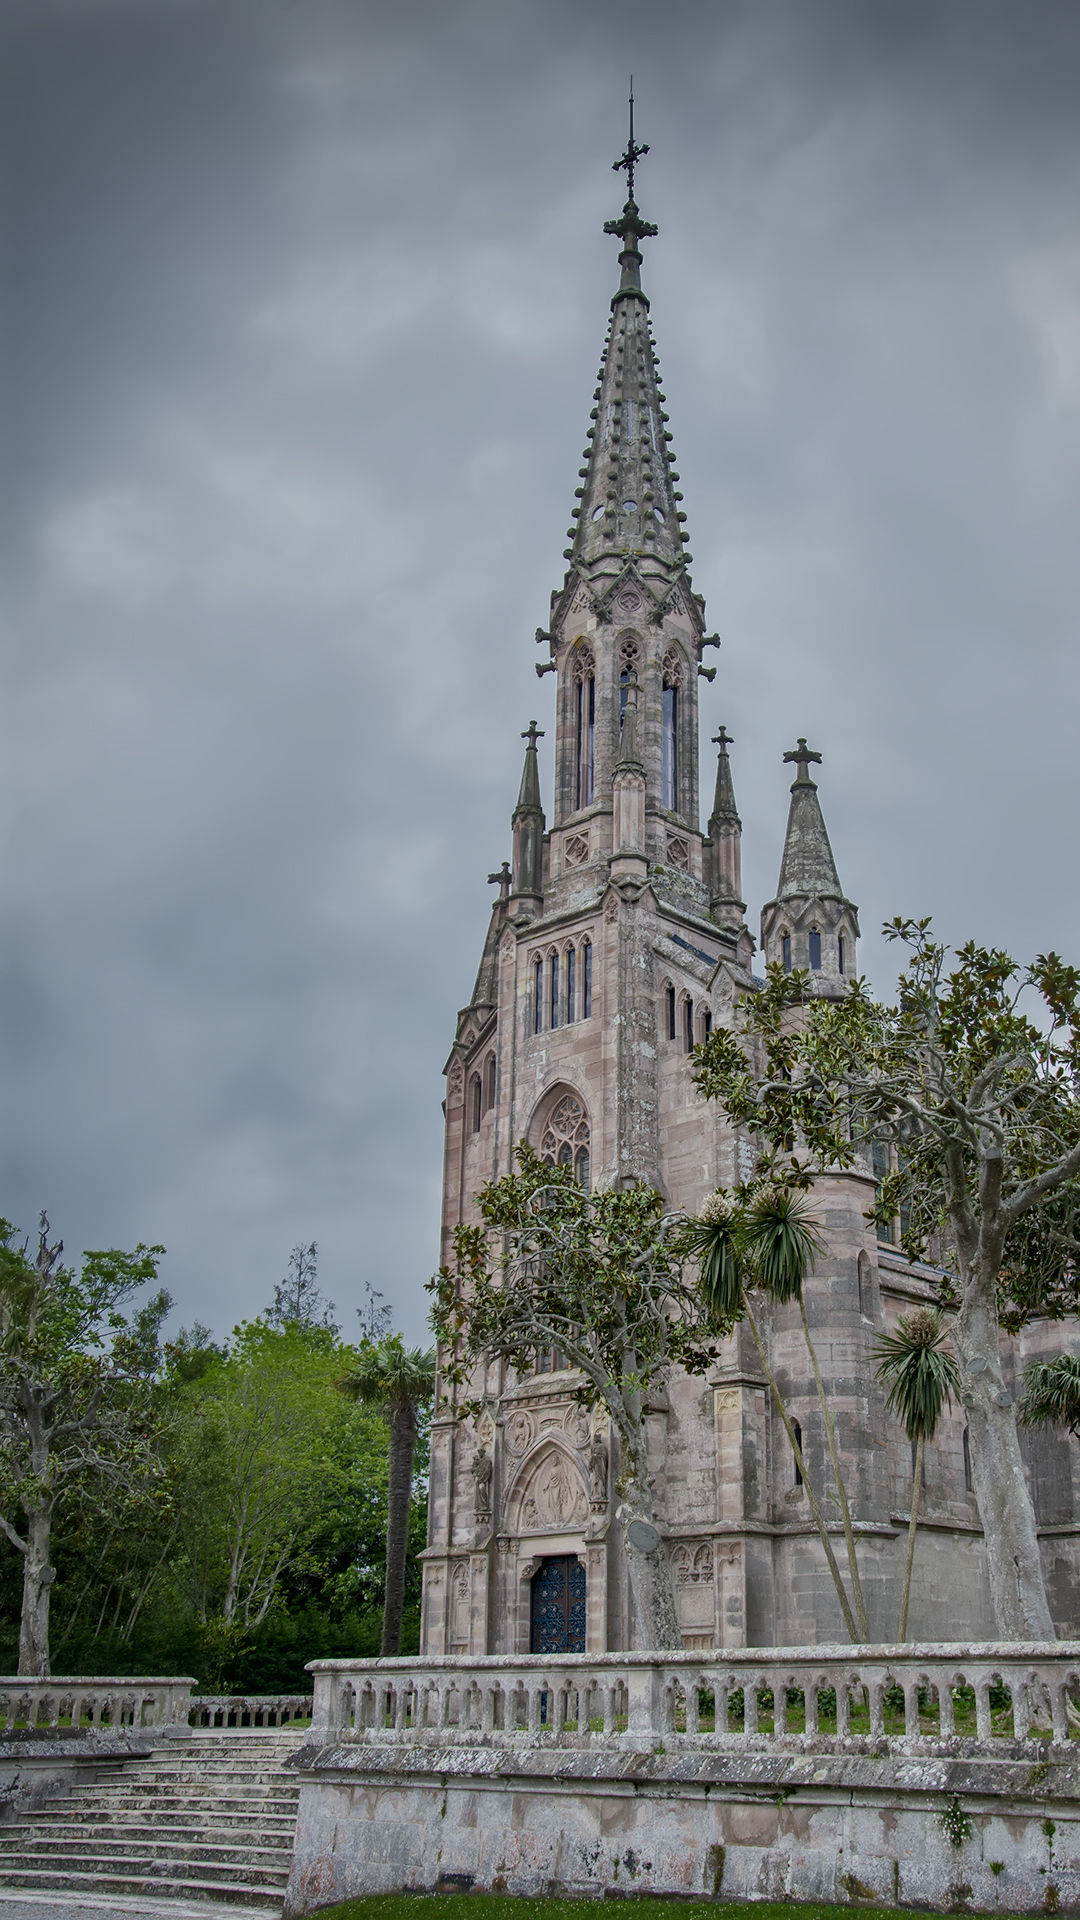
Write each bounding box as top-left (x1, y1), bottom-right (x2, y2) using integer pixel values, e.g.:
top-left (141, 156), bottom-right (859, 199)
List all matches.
top-left (521, 721), bottom-right (544, 751)
top-left (712, 725), bottom-right (734, 754)
top-left (487, 861), bottom-right (511, 900)
top-left (784, 737), bottom-right (822, 785)
top-left (603, 83), bottom-right (658, 260)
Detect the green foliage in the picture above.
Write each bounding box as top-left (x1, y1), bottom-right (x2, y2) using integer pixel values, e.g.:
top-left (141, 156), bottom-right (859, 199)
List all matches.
top-left (1018, 1353), bottom-right (1080, 1437)
top-left (339, 1335), bottom-right (436, 1413)
top-left (429, 1144), bottom-right (726, 1434)
top-left (873, 1309), bottom-right (959, 1443)
top-left (939, 1797), bottom-right (974, 1850)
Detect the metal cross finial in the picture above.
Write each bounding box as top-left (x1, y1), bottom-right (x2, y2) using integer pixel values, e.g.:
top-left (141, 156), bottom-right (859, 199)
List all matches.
top-left (487, 861), bottom-right (511, 900)
top-left (712, 725), bottom-right (734, 753)
top-left (521, 720), bottom-right (545, 750)
top-left (613, 78), bottom-right (649, 203)
top-left (783, 736), bottom-right (823, 783)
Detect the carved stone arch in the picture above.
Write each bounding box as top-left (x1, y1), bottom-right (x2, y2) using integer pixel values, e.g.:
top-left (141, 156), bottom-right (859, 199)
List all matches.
top-left (662, 643), bottom-right (687, 687)
top-left (529, 1084), bottom-right (591, 1188)
top-left (504, 1438), bottom-right (589, 1535)
top-left (571, 643), bottom-right (596, 685)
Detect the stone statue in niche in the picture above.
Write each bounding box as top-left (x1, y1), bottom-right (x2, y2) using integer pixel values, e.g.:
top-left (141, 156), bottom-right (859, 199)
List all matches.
top-left (471, 1447), bottom-right (492, 1521)
top-left (587, 1432), bottom-right (608, 1509)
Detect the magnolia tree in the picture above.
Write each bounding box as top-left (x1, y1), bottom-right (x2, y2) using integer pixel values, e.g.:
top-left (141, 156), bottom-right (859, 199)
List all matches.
top-left (0, 1215), bottom-right (169, 1675)
top-left (429, 1146), bottom-right (725, 1650)
top-left (693, 922), bottom-right (1080, 1642)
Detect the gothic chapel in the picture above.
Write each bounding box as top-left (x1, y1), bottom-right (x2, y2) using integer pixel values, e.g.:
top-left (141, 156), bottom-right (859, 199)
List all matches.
top-left (421, 136), bottom-right (1080, 1656)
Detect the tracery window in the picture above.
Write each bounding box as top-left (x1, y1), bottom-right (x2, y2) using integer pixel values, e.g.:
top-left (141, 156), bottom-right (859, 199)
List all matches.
top-left (573, 649), bottom-right (596, 809)
top-left (661, 648), bottom-right (683, 811)
top-left (540, 1094), bottom-right (591, 1190)
top-left (808, 928), bottom-right (822, 972)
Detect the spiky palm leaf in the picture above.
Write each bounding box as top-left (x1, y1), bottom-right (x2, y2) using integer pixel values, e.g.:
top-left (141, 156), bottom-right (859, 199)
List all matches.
top-left (743, 1187), bottom-right (824, 1304)
top-left (1018, 1352), bottom-right (1080, 1438)
top-left (873, 1308), bottom-right (958, 1442)
top-left (688, 1195), bottom-right (745, 1322)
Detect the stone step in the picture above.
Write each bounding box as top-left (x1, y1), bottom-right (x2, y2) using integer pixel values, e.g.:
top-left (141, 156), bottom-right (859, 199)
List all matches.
top-left (0, 1866), bottom-right (287, 1908)
top-left (0, 1848), bottom-right (289, 1887)
top-left (67, 1787), bottom-right (299, 1808)
top-left (0, 1828), bottom-right (294, 1859)
top-left (22, 1808), bottom-right (298, 1834)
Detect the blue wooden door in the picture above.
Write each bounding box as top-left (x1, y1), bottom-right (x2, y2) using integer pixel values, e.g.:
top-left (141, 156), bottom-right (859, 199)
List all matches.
top-left (530, 1555), bottom-right (586, 1653)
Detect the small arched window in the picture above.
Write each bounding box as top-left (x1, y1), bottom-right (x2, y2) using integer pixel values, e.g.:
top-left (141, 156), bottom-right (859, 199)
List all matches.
top-left (838, 934), bottom-right (846, 975)
top-left (701, 1007), bottom-right (712, 1042)
top-left (666, 984), bottom-right (677, 1041)
top-left (792, 1419), bottom-right (803, 1488)
top-left (573, 649), bottom-right (596, 810)
top-left (963, 1427), bottom-right (973, 1494)
top-left (533, 955), bottom-right (543, 1035)
top-left (550, 952), bottom-right (560, 1030)
top-left (566, 946), bottom-right (576, 1023)
top-left (582, 939), bottom-right (592, 1019)
top-left (662, 648), bottom-right (682, 811)
top-left (684, 997), bottom-right (695, 1054)
top-left (484, 1052), bottom-right (496, 1111)
top-left (808, 928), bottom-right (822, 972)
top-left (781, 932), bottom-right (792, 973)
top-left (470, 1075), bottom-right (482, 1134)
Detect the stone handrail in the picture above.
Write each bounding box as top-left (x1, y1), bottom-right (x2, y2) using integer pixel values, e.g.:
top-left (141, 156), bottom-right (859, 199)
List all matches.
top-left (189, 1693), bottom-right (312, 1728)
top-left (0, 1676), bottom-right (195, 1735)
top-left (306, 1643), bottom-right (1080, 1755)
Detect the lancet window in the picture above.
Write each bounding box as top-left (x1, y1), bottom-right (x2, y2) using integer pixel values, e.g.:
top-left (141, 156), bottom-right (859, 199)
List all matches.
top-left (661, 648), bottom-right (683, 811)
top-left (469, 1075), bottom-right (482, 1134)
top-left (665, 983), bottom-right (676, 1041)
top-left (684, 996), bottom-right (695, 1054)
top-left (781, 931), bottom-right (792, 973)
top-left (573, 649), bottom-right (596, 810)
top-left (618, 636), bottom-right (641, 730)
top-left (533, 955), bottom-right (543, 1035)
top-left (484, 1052), bottom-right (496, 1111)
top-left (550, 951), bottom-right (560, 1030)
top-left (838, 934), bottom-right (846, 975)
top-left (582, 939), bottom-right (592, 1019)
top-left (566, 945), bottom-right (576, 1022)
top-left (808, 928), bottom-right (822, 971)
top-left (539, 1094), bottom-right (591, 1190)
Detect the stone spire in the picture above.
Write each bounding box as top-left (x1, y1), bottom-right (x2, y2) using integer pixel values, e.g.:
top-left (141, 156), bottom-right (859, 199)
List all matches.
top-left (511, 720), bottom-right (545, 909)
top-left (707, 724), bottom-right (745, 932)
top-left (761, 739), bottom-right (858, 992)
top-left (562, 111), bottom-right (691, 574)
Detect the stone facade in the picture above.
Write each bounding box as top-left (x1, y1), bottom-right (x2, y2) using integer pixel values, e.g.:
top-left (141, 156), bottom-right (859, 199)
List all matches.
top-left (421, 175), bottom-right (1080, 1657)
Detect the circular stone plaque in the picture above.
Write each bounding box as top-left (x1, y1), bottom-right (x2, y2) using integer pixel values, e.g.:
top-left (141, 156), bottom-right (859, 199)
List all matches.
top-left (626, 1519), bottom-right (661, 1554)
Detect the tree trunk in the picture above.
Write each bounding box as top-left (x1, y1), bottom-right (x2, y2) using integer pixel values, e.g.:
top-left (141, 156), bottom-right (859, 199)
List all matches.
top-left (898, 1434), bottom-right (923, 1644)
top-left (955, 1270), bottom-right (1055, 1641)
top-left (381, 1397), bottom-right (417, 1656)
top-left (616, 1432), bottom-right (682, 1651)
top-left (18, 1509), bottom-right (55, 1677)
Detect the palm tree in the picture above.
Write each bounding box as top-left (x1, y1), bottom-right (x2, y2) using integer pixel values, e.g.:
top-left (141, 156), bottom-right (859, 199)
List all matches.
top-left (693, 1185), bottom-right (869, 1643)
top-left (1018, 1352), bottom-right (1080, 1438)
top-left (874, 1307), bottom-right (958, 1642)
top-left (339, 1335), bottom-right (436, 1655)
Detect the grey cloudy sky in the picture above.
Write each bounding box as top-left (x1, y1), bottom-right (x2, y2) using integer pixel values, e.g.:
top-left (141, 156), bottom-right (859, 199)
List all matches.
top-left (6, 0), bottom-right (1080, 1345)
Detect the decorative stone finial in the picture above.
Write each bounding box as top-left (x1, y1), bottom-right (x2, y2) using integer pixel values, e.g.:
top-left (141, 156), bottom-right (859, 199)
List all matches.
top-left (783, 737), bottom-right (823, 787)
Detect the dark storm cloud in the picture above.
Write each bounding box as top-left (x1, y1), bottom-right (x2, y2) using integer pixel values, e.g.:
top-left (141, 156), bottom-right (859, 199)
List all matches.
top-left (6, 0), bottom-right (1080, 1339)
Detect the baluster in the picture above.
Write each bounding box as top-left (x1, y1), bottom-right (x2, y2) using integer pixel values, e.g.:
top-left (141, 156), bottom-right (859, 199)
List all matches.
top-left (868, 1682), bottom-right (885, 1740)
top-left (602, 1683), bottom-right (617, 1737)
top-left (974, 1678), bottom-right (992, 1743)
top-left (685, 1676), bottom-right (700, 1736)
top-left (744, 1680), bottom-right (759, 1738)
top-left (1050, 1677), bottom-right (1070, 1747)
top-left (528, 1684), bottom-right (543, 1736)
top-left (903, 1678), bottom-right (921, 1738)
top-left (1011, 1677), bottom-right (1031, 1741)
top-left (805, 1681), bottom-right (819, 1738)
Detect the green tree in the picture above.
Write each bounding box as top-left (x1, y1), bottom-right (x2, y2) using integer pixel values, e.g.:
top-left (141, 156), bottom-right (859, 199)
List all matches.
top-left (1018, 1352), bottom-right (1080, 1438)
top-left (339, 1333), bottom-right (435, 1655)
top-left (874, 1308), bottom-right (959, 1641)
top-left (0, 1214), bottom-right (169, 1675)
top-left (430, 1146), bottom-right (726, 1651)
top-left (693, 922), bottom-right (1080, 1640)
top-left (691, 1183), bottom-right (868, 1643)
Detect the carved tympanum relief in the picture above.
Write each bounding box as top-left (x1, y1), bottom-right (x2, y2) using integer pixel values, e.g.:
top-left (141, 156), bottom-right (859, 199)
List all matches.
top-left (505, 1411), bottom-right (534, 1456)
top-left (517, 1447), bottom-right (589, 1533)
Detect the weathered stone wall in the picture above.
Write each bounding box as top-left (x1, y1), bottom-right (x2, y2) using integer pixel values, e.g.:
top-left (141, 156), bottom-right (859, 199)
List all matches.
top-left (283, 1742), bottom-right (1080, 1917)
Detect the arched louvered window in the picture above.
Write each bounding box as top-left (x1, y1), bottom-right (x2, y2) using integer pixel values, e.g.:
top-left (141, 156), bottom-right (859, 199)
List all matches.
top-left (566, 946), bottom-right (576, 1023)
top-left (666, 983), bottom-right (676, 1041)
top-left (684, 997), bottom-right (694, 1054)
top-left (582, 940), bottom-right (592, 1019)
top-left (573, 650), bottom-right (596, 809)
top-left (838, 934), bottom-right (846, 975)
top-left (661, 649), bottom-right (683, 811)
top-left (470, 1075), bottom-right (482, 1134)
top-left (809, 928), bottom-right (822, 972)
top-left (550, 952), bottom-right (560, 1030)
top-left (533, 955), bottom-right (543, 1035)
top-left (484, 1052), bottom-right (496, 1111)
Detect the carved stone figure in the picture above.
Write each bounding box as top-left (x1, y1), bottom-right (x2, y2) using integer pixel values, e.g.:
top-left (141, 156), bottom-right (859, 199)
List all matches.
top-left (587, 1432), bottom-right (608, 1508)
top-left (471, 1447), bottom-right (492, 1521)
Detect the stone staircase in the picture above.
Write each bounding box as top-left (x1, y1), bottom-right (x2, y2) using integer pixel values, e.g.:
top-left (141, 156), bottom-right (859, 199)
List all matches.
top-left (0, 1728), bottom-right (305, 1911)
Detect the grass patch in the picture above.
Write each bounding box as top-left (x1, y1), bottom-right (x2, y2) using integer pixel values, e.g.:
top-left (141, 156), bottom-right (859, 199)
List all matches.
top-left (315, 1895), bottom-right (947, 1920)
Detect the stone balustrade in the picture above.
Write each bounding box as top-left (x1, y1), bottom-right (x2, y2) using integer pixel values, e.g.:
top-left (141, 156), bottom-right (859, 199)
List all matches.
top-left (189, 1693), bottom-right (312, 1728)
top-left (0, 1676), bottom-right (194, 1735)
top-left (307, 1641), bottom-right (1080, 1755)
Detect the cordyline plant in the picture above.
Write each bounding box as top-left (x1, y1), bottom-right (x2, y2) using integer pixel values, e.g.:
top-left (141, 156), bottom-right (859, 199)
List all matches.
top-left (690, 1182), bottom-right (869, 1643)
top-left (692, 919), bottom-right (1080, 1641)
top-left (0, 1214), bottom-right (171, 1675)
top-left (1018, 1352), bottom-right (1080, 1439)
top-left (428, 1144), bottom-right (728, 1651)
top-left (874, 1308), bottom-right (959, 1642)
